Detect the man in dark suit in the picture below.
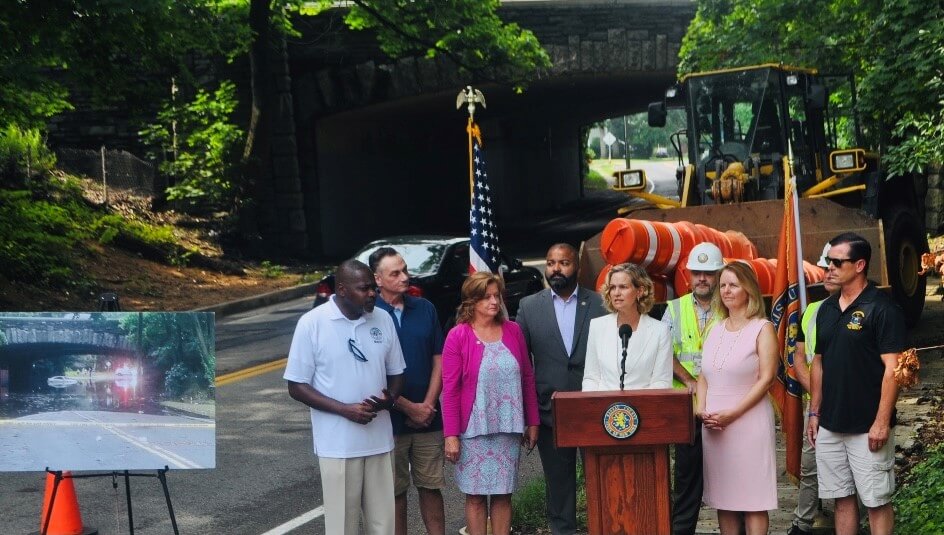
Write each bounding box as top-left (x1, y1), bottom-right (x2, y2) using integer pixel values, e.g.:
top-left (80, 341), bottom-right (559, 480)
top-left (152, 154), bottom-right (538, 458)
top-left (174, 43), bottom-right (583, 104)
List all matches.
top-left (515, 243), bottom-right (606, 535)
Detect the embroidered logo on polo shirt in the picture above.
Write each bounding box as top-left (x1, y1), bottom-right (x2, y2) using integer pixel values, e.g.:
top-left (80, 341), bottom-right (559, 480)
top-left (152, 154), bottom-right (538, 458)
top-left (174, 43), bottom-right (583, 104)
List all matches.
top-left (847, 310), bottom-right (865, 331)
top-left (370, 327), bottom-right (384, 343)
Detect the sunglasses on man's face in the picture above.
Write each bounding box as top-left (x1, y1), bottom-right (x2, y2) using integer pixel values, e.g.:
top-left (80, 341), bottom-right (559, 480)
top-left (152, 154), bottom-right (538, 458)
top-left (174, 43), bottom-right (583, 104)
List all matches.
top-left (348, 338), bottom-right (368, 362)
top-left (824, 257), bottom-right (857, 268)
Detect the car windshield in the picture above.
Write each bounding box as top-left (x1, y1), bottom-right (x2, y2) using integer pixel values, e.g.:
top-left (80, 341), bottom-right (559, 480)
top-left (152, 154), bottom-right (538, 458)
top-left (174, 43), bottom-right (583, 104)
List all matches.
top-left (355, 242), bottom-right (450, 277)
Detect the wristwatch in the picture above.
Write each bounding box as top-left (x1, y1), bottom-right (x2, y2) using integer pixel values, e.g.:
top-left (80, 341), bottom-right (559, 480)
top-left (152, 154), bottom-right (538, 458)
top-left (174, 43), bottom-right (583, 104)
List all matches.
top-left (807, 411), bottom-right (819, 417)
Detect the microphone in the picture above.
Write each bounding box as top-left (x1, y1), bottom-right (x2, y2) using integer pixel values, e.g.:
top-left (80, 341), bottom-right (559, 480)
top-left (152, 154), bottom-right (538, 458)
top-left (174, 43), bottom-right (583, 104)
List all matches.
top-left (619, 324), bottom-right (633, 350)
top-left (619, 324), bottom-right (633, 390)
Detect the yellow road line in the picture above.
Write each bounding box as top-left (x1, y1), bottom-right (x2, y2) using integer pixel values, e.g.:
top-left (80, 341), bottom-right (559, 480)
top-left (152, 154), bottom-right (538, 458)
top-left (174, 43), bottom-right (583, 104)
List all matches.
top-left (215, 357), bottom-right (287, 387)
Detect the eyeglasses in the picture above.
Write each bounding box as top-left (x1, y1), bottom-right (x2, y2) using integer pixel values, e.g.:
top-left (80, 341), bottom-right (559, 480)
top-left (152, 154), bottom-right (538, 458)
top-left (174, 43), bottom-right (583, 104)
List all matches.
top-left (348, 338), bottom-right (368, 362)
top-left (824, 257), bottom-right (857, 268)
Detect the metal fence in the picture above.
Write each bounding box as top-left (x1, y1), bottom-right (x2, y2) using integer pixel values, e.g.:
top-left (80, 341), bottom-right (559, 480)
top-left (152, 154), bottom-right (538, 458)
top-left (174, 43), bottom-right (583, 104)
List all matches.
top-left (56, 147), bottom-right (165, 197)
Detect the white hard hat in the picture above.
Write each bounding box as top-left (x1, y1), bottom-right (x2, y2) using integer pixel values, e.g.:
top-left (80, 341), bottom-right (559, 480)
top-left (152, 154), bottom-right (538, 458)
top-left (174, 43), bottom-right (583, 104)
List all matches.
top-left (817, 242), bottom-right (831, 268)
top-left (685, 242), bottom-right (725, 271)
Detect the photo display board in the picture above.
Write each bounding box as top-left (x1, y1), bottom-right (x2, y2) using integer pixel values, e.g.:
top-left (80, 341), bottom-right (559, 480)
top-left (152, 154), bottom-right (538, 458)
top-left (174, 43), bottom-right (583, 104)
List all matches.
top-left (0, 312), bottom-right (215, 472)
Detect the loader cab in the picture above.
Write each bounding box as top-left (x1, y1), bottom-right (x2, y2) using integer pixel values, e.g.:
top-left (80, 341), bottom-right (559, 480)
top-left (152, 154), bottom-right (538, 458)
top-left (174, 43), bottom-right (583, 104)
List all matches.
top-left (650, 65), bottom-right (842, 206)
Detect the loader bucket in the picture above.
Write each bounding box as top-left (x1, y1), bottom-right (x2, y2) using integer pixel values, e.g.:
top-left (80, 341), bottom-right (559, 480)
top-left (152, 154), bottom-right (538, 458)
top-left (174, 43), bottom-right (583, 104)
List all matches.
top-left (578, 198), bottom-right (888, 299)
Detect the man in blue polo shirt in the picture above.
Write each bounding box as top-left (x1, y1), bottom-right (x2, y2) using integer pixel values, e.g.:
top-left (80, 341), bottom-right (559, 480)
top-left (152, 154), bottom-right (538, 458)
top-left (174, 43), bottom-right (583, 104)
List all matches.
top-left (369, 247), bottom-right (446, 535)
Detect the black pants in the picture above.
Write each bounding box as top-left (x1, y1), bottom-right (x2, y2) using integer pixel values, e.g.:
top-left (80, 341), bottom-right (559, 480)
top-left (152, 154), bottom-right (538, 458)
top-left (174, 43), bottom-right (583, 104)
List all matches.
top-left (537, 424), bottom-right (579, 535)
top-left (672, 423), bottom-right (703, 535)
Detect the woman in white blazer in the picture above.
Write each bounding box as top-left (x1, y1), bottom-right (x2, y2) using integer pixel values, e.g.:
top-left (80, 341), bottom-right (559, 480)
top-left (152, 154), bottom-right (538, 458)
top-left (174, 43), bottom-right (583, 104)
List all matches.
top-left (582, 263), bottom-right (673, 391)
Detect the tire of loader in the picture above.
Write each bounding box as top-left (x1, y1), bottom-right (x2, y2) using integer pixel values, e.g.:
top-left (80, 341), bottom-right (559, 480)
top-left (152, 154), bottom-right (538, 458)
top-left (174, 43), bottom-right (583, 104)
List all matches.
top-left (884, 207), bottom-right (928, 327)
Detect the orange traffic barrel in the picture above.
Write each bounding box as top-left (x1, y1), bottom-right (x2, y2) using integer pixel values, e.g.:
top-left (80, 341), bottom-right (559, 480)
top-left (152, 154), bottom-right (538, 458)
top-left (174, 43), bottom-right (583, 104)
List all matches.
top-left (596, 264), bottom-right (613, 292)
top-left (693, 224), bottom-right (714, 247)
top-left (674, 221), bottom-right (700, 262)
top-left (651, 276), bottom-right (677, 303)
top-left (748, 258), bottom-right (776, 295)
top-left (599, 218), bottom-right (685, 275)
top-left (600, 219), bottom-right (633, 265)
top-left (724, 230), bottom-right (758, 259)
top-left (674, 260), bottom-right (691, 296)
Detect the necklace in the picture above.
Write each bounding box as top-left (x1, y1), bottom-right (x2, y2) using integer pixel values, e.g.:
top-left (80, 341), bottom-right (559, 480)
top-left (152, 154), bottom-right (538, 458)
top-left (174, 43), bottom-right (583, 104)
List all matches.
top-left (711, 318), bottom-right (747, 372)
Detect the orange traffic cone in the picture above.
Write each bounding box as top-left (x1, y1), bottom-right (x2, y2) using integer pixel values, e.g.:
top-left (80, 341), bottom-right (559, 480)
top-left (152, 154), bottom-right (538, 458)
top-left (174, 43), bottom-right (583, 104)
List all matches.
top-left (35, 472), bottom-right (98, 535)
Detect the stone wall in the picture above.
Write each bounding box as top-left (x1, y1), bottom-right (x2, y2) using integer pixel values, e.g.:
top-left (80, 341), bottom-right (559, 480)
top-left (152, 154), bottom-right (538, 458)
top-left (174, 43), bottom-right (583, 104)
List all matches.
top-left (927, 165), bottom-right (944, 234)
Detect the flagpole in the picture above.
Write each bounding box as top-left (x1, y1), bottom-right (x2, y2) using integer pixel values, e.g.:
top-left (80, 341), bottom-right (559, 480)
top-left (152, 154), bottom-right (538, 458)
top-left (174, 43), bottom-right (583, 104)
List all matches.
top-left (457, 86), bottom-right (486, 199)
top-left (468, 117), bottom-right (475, 198)
top-left (785, 140), bottom-right (807, 311)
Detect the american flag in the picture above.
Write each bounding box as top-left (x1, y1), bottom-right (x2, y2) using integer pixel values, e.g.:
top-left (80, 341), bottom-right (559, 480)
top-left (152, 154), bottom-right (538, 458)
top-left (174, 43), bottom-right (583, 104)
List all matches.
top-left (469, 127), bottom-right (501, 274)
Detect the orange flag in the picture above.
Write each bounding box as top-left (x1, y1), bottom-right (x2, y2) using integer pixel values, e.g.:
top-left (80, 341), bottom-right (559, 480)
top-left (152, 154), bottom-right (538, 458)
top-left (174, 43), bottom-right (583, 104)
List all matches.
top-left (769, 164), bottom-right (804, 482)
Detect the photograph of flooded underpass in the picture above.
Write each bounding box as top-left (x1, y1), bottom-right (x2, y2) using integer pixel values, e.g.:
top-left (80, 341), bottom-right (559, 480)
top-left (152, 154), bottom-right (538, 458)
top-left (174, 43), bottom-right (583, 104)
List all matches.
top-left (0, 312), bottom-right (215, 472)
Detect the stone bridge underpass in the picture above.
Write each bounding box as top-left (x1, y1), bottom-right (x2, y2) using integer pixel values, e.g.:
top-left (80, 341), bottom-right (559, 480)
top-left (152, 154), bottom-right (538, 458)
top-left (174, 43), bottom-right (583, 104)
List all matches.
top-left (265, 0), bottom-right (695, 256)
top-left (0, 318), bottom-right (135, 389)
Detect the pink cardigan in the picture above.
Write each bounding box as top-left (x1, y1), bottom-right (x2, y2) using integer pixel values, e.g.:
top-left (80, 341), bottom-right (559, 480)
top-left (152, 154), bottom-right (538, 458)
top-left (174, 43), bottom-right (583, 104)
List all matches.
top-left (441, 321), bottom-right (540, 437)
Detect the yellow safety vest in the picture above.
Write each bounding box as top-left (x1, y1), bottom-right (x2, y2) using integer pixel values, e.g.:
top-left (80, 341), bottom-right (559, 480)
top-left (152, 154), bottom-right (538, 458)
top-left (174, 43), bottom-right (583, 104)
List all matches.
top-left (666, 294), bottom-right (718, 389)
top-left (801, 299), bottom-right (824, 363)
top-left (800, 299), bottom-right (824, 401)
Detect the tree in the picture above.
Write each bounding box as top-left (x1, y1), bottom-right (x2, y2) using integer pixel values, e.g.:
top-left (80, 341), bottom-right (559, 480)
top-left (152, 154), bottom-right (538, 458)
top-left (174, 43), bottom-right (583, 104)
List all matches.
top-left (679, 0), bottom-right (944, 175)
top-left (121, 312), bottom-right (214, 398)
top-left (0, 1), bottom-right (247, 128)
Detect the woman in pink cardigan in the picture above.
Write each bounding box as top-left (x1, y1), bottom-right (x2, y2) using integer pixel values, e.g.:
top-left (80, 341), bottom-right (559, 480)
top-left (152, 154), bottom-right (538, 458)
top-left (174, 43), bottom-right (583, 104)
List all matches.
top-left (442, 271), bottom-right (540, 535)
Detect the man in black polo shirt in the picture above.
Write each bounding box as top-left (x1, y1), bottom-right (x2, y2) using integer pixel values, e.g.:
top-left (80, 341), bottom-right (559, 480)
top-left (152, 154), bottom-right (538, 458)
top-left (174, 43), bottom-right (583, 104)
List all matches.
top-left (806, 232), bottom-right (906, 535)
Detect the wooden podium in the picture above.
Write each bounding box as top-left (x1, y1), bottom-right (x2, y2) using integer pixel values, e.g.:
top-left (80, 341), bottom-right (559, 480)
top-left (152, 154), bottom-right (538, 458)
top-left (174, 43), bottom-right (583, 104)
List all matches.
top-left (553, 388), bottom-right (694, 535)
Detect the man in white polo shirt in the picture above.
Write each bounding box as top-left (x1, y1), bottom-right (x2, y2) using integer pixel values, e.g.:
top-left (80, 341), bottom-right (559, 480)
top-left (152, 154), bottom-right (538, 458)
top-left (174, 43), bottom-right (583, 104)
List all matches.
top-left (285, 260), bottom-right (406, 535)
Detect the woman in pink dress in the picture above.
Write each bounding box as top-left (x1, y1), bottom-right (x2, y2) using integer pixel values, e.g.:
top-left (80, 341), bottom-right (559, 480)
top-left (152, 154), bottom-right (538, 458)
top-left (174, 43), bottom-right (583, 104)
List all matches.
top-left (696, 261), bottom-right (779, 535)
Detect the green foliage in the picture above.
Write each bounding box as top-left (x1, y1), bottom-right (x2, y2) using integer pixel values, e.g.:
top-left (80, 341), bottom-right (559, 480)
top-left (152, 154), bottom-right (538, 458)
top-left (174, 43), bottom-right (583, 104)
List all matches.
top-left (301, 0), bottom-right (550, 89)
top-left (0, 1), bottom-right (249, 128)
top-left (511, 461), bottom-right (587, 531)
top-left (0, 178), bottom-right (186, 287)
top-left (679, 0), bottom-right (944, 174)
top-left (91, 214), bottom-right (178, 251)
top-left (0, 125), bottom-right (57, 184)
top-left (0, 188), bottom-right (93, 286)
top-left (121, 313), bottom-right (215, 398)
top-left (141, 81), bottom-right (244, 208)
top-left (895, 443), bottom-right (944, 533)
top-left (259, 260), bottom-right (285, 278)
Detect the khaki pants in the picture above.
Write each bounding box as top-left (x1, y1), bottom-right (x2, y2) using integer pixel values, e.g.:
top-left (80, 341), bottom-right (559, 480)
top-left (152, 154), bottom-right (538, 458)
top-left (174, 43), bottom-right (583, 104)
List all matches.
top-left (319, 451), bottom-right (395, 535)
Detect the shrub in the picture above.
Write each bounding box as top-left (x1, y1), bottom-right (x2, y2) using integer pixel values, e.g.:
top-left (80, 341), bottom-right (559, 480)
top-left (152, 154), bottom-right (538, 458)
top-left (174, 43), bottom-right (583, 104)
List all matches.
top-left (0, 124), bottom-right (57, 185)
top-left (0, 178), bottom-right (186, 287)
top-left (260, 260), bottom-right (285, 278)
top-left (140, 81), bottom-right (243, 210)
top-left (895, 443), bottom-right (944, 533)
top-left (0, 189), bottom-right (91, 286)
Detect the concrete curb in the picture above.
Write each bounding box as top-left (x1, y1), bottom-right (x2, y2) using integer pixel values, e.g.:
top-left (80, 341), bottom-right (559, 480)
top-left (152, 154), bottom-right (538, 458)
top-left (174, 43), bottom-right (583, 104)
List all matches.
top-left (194, 282), bottom-right (319, 318)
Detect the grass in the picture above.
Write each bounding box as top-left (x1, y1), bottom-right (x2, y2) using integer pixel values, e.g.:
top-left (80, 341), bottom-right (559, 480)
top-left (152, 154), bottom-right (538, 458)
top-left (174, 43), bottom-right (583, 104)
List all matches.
top-left (512, 460), bottom-right (587, 532)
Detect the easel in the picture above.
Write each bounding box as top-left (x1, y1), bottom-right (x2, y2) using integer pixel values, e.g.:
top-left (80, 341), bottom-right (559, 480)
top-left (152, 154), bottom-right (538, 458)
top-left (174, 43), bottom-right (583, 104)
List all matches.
top-left (40, 467), bottom-right (180, 535)
top-left (36, 293), bottom-right (181, 534)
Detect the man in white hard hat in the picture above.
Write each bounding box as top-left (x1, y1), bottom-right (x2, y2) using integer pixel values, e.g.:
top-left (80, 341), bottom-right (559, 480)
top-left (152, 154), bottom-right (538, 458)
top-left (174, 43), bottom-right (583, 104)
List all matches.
top-left (662, 241), bottom-right (724, 535)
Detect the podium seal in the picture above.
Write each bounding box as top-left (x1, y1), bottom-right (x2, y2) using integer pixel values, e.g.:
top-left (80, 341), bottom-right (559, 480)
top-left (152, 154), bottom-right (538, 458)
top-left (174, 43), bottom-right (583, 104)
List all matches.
top-left (602, 402), bottom-right (640, 439)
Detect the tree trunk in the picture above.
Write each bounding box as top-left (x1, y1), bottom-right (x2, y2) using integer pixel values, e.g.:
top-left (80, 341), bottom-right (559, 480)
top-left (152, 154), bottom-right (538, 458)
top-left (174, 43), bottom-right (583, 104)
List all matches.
top-left (238, 0), bottom-right (274, 242)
